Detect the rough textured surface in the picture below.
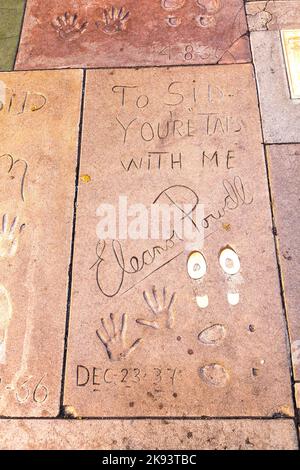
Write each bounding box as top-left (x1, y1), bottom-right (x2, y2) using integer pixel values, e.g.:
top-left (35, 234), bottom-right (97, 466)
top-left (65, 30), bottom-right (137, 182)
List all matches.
top-left (63, 65), bottom-right (293, 418)
top-left (0, 70), bottom-right (82, 416)
top-left (0, 0), bottom-right (25, 71)
top-left (295, 383), bottom-right (300, 409)
top-left (0, 419), bottom-right (298, 450)
top-left (267, 145), bottom-right (300, 381)
top-left (246, 1), bottom-right (300, 31)
top-left (251, 30), bottom-right (300, 143)
top-left (15, 0), bottom-right (251, 69)
top-left (0, 2), bottom-right (299, 449)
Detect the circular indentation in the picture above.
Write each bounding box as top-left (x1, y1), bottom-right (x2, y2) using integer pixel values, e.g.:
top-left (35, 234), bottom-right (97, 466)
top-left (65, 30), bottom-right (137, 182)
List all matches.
top-left (188, 349), bottom-right (194, 355)
top-left (198, 324), bottom-right (226, 345)
top-left (249, 324), bottom-right (255, 333)
top-left (187, 251), bottom-right (207, 279)
top-left (199, 364), bottom-right (229, 387)
top-left (166, 16), bottom-right (182, 27)
top-left (196, 15), bottom-right (216, 28)
top-left (219, 247), bottom-right (240, 275)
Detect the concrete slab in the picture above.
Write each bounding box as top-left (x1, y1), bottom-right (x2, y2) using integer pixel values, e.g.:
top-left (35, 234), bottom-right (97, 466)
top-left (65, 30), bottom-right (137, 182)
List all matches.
top-left (15, 0), bottom-right (251, 69)
top-left (63, 65), bottom-right (293, 417)
top-left (0, 70), bottom-right (83, 416)
top-left (0, 418), bottom-right (298, 450)
top-left (251, 30), bottom-right (300, 143)
top-left (267, 144), bottom-right (300, 381)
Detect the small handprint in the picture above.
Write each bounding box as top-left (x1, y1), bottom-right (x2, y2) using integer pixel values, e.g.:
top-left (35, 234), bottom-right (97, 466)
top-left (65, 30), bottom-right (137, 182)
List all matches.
top-left (136, 286), bottom-right (176, 330)
top-left (52, 12), bottom-right (88, 41)
top-left (0, 214), bottom-right (25, 259)
top-left (96, 6), bottom-right (130, 35)
top-left (96, 312), bottom-right (142, 362)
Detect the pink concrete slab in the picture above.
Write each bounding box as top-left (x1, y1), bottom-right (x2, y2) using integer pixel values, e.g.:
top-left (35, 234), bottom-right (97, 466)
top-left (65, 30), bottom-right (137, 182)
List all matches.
top-left (0, 70), bottom-right (83, 416)
top-left (64, 65), bottom-right (293, 418)
top-left (0, 418), bottom-right (298, 450)
top-left (246, 1), bottom-right (300, 31)
top-left (267, 145), bottom-right (300, 381)
top-left (15, 0), bottom-right (250, 69)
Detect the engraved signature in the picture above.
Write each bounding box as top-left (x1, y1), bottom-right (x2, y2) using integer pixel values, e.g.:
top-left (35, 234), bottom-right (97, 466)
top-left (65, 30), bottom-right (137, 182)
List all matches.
top-left (0, 154), bottom-right (28, 202)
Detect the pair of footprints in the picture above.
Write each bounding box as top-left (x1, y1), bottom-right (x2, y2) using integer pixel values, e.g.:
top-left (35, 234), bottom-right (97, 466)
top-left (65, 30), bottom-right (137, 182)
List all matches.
top-left (96, 287), bottom-right (175, 362)
top-left (188, 247), bottom-right (241, 308)
top-left (162, 0), bottom-right (222, 28)
top-left (52, 7), bottom-right (130, 41)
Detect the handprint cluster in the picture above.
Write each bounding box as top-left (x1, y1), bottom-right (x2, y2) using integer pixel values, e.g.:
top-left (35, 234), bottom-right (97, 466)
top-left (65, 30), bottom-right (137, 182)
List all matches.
top-left (96, 287), bottom-right (176, 362)
top-left (52, 6), bottom-right (130, 41)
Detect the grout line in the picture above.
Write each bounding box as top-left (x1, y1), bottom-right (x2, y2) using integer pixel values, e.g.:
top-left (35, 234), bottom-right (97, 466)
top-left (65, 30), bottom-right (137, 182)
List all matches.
top-left (58, 69), bottom-right (87, 416)
top-left (12, 61), bottom-right (253, 73)
top-left (264, 142), bottom-right (300, 146)
top-left (0, 415), bottom-right (296, 421)
top-left (12, 0), bottom-right (28, 71)
top-left (249, 35), bottom-right (300, 449)
top-left (243, 1), bottom-right (253, 63)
